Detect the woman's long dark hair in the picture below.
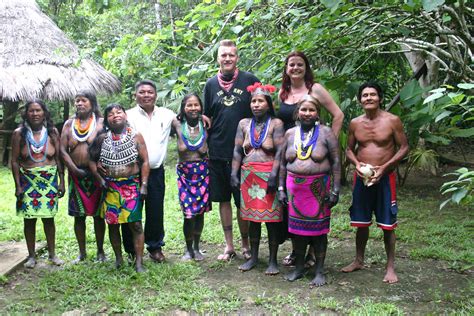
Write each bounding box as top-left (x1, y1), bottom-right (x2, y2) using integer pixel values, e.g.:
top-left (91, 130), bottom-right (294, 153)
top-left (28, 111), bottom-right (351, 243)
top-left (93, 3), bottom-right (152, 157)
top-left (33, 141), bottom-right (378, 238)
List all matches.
top-left (177, 93), bottom-right (204, 122)
top-left (20, 99), bottom-right (57, 142)
top-left (280, 51), bottom-right (314, 102)
top-left (74, 91), bottom-right (102, 118)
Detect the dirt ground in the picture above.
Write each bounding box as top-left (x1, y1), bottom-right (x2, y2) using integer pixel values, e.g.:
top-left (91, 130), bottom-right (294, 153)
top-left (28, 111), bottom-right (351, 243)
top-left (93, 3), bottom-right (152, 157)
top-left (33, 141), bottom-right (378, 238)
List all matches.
top-left (196, 239), bottom-right (471, 314)
top-left (2, 238), bottom-right (471, 314)
top-left (1, 164), bottom-right (472, 314)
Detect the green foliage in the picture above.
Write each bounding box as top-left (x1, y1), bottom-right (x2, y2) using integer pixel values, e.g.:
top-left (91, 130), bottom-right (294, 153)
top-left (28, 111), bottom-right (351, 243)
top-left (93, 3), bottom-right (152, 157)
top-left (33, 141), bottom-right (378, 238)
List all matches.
top-left (423, 83), bottom-right (474, 141)
top-left (254, 293), bottom-right (310, 314)
top-left (348, 298), bottom-right (403, 316)
top-left (396, 81), bottom-right (473, 185)
top-left (315, 296), bottom-right (343, 311)
top-left (402, 147), bottom-right (439, 186)
top-left (440, 167), bottom-right (474, 210)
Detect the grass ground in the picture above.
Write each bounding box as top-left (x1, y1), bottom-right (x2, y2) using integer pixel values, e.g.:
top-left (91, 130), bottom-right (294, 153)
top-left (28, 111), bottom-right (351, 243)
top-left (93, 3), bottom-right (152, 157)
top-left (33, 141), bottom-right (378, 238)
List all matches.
top-left (0, 139), bottom-right (472, 314)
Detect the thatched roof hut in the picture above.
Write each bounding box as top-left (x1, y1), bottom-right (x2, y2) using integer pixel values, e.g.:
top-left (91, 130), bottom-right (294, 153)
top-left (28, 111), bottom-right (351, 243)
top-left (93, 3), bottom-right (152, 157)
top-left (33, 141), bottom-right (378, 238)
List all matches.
top-left (0, 0), bottom-right (121, 102)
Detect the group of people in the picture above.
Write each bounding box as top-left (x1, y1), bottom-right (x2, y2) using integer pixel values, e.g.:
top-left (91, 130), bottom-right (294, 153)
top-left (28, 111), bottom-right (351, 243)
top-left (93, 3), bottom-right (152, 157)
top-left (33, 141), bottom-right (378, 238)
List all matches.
top-left (11, 39), bottom-right (408, 285)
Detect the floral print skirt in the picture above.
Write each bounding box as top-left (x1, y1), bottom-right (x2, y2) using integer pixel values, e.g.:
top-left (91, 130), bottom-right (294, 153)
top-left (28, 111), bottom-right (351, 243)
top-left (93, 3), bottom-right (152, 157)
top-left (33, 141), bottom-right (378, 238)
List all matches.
top-left (240, 161), bottom-right (281, 223)
top-left (16, 166), bottom-right (59, 219)
top-left (176, 159), bottom-right (211, 219)
top-left (100, 175), bottom-right (143, 224)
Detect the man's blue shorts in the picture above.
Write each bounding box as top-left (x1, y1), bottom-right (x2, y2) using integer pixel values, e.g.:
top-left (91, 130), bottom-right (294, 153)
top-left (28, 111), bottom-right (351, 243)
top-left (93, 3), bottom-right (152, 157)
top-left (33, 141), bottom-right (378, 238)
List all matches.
top-left (349, 171), bottom-right (398, 230)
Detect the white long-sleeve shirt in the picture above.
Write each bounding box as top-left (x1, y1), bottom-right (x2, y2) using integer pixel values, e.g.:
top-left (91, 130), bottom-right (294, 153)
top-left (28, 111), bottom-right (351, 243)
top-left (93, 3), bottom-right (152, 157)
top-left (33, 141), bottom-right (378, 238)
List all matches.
top-left (126, 105), bottom-right (175, 169)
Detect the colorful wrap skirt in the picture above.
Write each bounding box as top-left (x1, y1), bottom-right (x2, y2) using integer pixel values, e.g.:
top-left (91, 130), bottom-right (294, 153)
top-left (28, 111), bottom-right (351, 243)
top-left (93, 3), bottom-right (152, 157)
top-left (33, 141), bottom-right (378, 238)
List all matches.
top-left (240, 161), bottom-right (282, 223)
top-left (286, 172), bottom-right (331, 236)
top-left (176, 159), bottom-right (211, 219)
top-left (16, 166), bottom-right (59, 219)
top-left (68, 171), bottom-right (102, 217)
top-left (100, 175), bottom-right (143, 224)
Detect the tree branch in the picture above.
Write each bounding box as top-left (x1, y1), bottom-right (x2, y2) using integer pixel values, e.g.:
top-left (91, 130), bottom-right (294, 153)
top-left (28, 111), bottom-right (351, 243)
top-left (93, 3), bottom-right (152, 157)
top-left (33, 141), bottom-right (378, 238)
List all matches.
top-left (191, 5), bottom-right (239, 66)
top-left (399, 38), bottom-right (453, 59)
top-left (441, 5), bottom-right (474, 51)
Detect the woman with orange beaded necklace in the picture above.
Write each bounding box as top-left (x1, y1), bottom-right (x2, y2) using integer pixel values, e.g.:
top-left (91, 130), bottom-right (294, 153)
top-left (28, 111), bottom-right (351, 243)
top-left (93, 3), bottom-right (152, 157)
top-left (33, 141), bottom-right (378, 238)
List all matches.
top-left (60, 91), bottom-right (106, 264)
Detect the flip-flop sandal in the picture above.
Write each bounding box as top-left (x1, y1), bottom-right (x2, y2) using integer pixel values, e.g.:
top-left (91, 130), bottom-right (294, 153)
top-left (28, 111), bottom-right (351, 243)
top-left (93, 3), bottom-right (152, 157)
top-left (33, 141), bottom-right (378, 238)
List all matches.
top-left (304, 254), bottom-right (316, 268)
top-left (282, 253), bottom-right (296, 266)
top-left (242, 249), bottom-right (252, 260)
top-left (217, 251), bottom-right (236, 261)
top-left (24, 258), bottom-right (36, 269)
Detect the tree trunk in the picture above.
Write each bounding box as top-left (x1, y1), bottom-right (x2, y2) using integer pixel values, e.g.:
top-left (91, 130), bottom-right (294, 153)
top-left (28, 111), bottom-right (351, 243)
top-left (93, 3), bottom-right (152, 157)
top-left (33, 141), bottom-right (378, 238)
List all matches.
top-left (400, 43), bottom-right (441, 182)
top-left (401, 43), bottom-right (439, 93)
top-left (63, 100), bottom-right (70, 123)
top-left (155, 1), bottom-right (163, 30)
top-left (168, 3), bottom-right (177, 47)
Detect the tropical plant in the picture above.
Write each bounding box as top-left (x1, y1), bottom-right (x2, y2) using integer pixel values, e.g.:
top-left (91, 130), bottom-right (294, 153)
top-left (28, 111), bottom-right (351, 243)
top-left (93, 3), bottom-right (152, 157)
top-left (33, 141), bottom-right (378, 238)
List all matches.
top-left (440, 167), bottom-right (474, 209)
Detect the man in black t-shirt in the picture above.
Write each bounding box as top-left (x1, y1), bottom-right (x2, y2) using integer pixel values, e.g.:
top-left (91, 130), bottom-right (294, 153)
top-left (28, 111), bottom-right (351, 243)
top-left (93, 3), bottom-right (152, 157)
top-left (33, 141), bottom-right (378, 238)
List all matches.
top-left (204, 39), bottom-right (260, 261)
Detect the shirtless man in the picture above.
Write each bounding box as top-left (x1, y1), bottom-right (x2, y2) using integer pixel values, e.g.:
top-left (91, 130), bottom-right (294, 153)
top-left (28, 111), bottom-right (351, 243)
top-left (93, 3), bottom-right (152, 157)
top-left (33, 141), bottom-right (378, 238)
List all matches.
top-left (61, 92), bottom-right (106, 263)
top-left (341, 82), bottom-right (408, 284)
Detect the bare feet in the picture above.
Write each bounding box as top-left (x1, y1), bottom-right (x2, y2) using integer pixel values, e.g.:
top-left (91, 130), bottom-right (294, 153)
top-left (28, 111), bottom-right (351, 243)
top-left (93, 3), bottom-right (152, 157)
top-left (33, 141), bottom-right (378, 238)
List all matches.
top-left (383, 267), bottom-right (398, 284)
top-left (217, 249), bottom-right (236, 261)
top-left (115, 257), bottom-right (124, 269)
top-left (265, 262), bottom-right (280, 275)
top-left (310, 272), bottom-right (327, 287)
top-left (181, 250), bottom-right (194, 261)
top-left (24, 257), bottom-right (36, 269)
top-left (285, 269), bottom-right (304, 282)
top-left (49, 256), bottom-right (64, 266)
top-left (239, 258), bottom-right (258, 272)
top-left (96, 252), bottom-right (107, 262)
top-left (341, 260), bottom-right (364, 273)
top-left (135, 264), bottom-right (146, 273)
top-left (71, 255), bottom-right (86, 265)
top-left (194, 250), bottom-right (205, 261)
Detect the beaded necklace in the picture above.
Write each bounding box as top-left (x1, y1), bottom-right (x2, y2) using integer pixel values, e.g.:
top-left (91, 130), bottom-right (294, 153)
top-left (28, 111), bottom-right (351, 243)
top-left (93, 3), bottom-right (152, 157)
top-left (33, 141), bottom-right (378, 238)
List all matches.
top-left (181, 120), bottom-right (206, 151)
top-left (25, 124), bottom-right (48, 162)
top-left (99, 127), bottom-right (138, 167)
top-left (250, 116), bottom-right (271, 149)
top-left (72, 113), bottom-right (96, 142)
top-left (294, 122), bottom-right (319, 160)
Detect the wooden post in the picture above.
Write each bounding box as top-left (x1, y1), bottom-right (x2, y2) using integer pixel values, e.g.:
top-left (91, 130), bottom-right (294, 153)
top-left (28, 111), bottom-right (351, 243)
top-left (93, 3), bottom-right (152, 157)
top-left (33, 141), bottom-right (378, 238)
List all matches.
top-left (1, 100), bottom-right (19, 166)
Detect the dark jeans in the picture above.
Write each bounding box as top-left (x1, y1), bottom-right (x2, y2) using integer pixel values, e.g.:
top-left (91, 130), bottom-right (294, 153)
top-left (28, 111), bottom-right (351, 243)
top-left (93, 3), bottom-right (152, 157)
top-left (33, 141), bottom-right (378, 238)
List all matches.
top-left (122, 166), bottom-right (165, 254)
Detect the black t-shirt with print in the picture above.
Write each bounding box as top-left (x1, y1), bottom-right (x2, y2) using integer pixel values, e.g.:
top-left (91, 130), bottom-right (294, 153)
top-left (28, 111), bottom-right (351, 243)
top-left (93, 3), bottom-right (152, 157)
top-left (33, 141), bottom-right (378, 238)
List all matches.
top-left (204, 71), bottom-right (260, 161)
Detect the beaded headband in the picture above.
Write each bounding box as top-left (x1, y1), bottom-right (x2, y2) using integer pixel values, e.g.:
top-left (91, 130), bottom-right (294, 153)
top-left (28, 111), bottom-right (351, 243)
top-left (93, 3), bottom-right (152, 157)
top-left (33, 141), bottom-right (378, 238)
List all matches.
top-left (246, 82), bottom-right (277, 96)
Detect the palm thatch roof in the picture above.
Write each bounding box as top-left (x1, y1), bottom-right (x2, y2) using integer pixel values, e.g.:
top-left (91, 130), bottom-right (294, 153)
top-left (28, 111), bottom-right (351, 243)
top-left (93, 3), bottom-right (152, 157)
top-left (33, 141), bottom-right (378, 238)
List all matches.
top-left (0, 0), bottom-right (121, 102)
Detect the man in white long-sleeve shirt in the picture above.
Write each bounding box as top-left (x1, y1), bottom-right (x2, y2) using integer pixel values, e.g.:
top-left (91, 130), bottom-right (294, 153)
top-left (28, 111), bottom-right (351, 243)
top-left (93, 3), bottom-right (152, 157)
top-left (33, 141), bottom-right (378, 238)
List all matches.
top-left (122, 79), bottom-right (175, 263)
